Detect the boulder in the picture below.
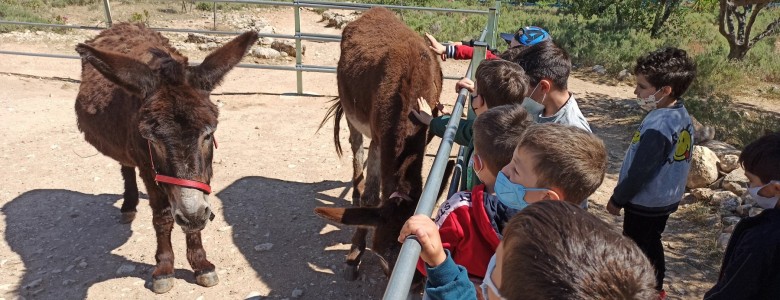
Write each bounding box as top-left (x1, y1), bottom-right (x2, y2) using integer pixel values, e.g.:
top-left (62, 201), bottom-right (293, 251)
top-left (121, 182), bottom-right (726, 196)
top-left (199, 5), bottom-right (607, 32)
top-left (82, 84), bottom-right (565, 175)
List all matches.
top-left (185, 33), bottom-right (218, 44)
top-left (680, 193), bottom-right (697, 205)
top-left (710, 190), bottom-right (739, 207)
top-left (617, 69), bottom-right (633, 81)
top-left (691, 116), bottom-right (715, 145)
top-left (687, 146), bottom-right (720, 189)
top-left (251, 47), bottom-right (281, 59)
top-left (271, 40), bottom-right (305, 57)
top-left (722, 216), bottom-right (741, 226)
top-left (717, 154), bottom-right (740, 173)
top-left (735, 204), bottom-right (752, 217)
top-left (691, 188), bottom-right (714, 203)
top-left (592, 65), bottom-right (607, 75)
top-left (700, 140), bottom-right (741, 158)
top-left (722, 168), bottom-right (749, 195)
top-left (722, 224), bottom-right (736, 233)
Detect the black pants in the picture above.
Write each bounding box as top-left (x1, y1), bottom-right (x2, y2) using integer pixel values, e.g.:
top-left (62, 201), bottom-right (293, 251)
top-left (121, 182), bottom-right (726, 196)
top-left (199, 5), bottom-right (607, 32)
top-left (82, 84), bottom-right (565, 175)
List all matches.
top-left (623, 210), bottom-right (670, 290)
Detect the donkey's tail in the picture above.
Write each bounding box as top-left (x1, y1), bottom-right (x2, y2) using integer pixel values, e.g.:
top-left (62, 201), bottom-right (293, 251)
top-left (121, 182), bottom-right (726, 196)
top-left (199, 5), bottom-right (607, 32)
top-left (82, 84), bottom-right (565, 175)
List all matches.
top-left (317, 97), bottom-right (344, 157)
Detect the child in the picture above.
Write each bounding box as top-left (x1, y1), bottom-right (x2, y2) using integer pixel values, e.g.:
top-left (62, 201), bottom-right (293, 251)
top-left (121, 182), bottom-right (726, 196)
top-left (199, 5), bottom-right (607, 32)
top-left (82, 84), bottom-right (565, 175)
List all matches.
top-left (419, 122), bottom-right (608, 296)
top-left (400, 200), bottom-right (657, 300)
top-left (502, 40), bottom-right (591, 133)
top-left (412, 59), bottom-right (528, 190)
top-left (415, 104), bottom-right (532, 291)
top-left (607, 47), bottom-right (697, 295)
top-left (424, 25), bottom-right (551, 61)
top-left (705, 131), bottom-right (780, 299)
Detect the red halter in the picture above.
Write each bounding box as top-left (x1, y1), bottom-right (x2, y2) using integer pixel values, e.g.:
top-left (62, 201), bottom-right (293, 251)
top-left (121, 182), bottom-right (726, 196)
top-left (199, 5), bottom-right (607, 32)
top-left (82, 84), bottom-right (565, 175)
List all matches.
top-left (146, 138), bottom-right (217, 194)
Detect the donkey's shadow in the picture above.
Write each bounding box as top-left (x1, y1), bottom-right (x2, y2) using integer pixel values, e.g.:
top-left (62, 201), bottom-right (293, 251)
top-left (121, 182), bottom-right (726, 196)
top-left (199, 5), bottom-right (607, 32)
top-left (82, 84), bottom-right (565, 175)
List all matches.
top-left (2, 190), bottom-right (193, 299)
top-left (218, 176), bottom-right (389, 299)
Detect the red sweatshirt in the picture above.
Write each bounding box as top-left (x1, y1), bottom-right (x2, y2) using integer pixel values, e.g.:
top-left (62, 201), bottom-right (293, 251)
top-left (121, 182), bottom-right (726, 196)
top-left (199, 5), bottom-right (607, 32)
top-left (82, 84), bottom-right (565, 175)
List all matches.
top-left (417, 184), bottom-right (501, 279)
top-left (445, 44), bottom-right (499, 60)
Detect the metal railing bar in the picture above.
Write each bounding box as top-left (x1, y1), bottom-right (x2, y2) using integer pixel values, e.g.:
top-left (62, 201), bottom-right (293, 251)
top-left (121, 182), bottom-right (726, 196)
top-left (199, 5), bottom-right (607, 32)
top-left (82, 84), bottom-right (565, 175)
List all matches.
top-left (0, 20), bottom-right (106, 31)
top-left (298, 0), bottom-right (490, 14)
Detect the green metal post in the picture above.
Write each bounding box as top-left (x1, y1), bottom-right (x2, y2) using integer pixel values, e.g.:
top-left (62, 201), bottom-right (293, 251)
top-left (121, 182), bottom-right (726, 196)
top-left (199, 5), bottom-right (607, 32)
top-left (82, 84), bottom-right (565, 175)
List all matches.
top-left (485, 8), bottom-right (497, 51)
top-left (102, 0), bottom-right (113, 28)
top-left (294, 1), bottom-right (303, 95)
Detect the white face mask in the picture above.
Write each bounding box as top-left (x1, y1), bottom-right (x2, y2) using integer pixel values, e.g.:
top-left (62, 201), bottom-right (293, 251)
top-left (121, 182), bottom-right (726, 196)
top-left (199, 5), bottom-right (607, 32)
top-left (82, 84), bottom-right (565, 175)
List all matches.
top-left (637, 89), bottom-right (664, 111)
top-left (748, 180), bottom-right (780, 209)
top-left (522, 83), bottom-right (546, 117)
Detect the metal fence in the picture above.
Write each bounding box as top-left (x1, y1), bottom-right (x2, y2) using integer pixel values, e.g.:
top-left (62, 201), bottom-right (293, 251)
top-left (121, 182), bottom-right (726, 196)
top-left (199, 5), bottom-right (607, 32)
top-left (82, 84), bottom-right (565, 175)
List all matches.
top-left (1, 0), bottom-right (500, 298)
top-left (0, 0), bottom-right (498, 94)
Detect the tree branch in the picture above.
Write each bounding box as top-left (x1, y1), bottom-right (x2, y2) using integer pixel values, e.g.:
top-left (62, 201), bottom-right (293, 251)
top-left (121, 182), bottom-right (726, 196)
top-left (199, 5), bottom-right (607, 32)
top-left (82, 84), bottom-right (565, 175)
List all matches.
top-left (743, 3), bottom-right (766, 46)
top-left (720, 0), bottom-right (735, 41)
top-left (751, 17), bottom-right (780, 45)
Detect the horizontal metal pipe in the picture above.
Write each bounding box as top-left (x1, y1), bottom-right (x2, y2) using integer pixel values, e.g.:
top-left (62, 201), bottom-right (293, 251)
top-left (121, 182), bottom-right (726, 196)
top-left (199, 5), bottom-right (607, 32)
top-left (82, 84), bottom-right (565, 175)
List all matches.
top-left (298, 0), bottom-right (489, 14)
top-left (0, 20), bottom-right (105, 31)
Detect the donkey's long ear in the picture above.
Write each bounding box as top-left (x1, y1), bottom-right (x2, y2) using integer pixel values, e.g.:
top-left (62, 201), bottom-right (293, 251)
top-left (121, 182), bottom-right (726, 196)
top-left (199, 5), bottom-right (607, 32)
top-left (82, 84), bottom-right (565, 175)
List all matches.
top-left (75, 43), bottom-right (157, 97)
top-left (314, 207), bottom-right (381, 227)
top-left (188, 31), bottom-right (259, 91)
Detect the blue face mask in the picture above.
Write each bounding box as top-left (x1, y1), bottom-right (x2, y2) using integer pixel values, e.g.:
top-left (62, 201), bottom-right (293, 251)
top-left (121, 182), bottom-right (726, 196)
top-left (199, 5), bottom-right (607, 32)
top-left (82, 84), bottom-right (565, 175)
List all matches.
top-left (494, 172), bottom-right (549, 210)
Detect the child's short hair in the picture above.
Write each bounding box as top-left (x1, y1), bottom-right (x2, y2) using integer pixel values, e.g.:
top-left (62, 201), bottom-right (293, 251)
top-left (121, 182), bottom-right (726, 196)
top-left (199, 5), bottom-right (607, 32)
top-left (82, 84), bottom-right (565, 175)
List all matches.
top-left (501, 200), bottom-right (657, 299)
top-left (518, 123), bottom-right (606, 204)
top-left (474, 59), bottom-right (529, 108)
top-left (739, 131), bottom-right (780, 183)
top-left (472, 104), bottom-right (532, 174)
top-left (500, 40), bottom-right (571, 90)
top-left (634, 47), bottom-right (697, 100)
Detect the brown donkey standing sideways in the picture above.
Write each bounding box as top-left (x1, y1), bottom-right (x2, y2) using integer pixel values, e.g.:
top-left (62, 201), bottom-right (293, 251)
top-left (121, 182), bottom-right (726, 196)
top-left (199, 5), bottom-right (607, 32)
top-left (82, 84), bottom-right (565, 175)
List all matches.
top-left (74, 23), bottom-right (257, 293)
top-left (315, 7), bottom-right (443, 280)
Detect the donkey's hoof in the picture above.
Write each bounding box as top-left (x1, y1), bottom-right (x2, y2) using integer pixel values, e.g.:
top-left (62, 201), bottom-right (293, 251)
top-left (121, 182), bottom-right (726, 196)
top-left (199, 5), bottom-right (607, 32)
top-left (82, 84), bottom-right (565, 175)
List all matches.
top-left (196, 271), bottom-right (219, 287)
top-left (343, 265), bottom-right (359, 281)
top-left (151, 276), bottom-right (174, 294)
top-left (120, 211), bottom-right (137, 224)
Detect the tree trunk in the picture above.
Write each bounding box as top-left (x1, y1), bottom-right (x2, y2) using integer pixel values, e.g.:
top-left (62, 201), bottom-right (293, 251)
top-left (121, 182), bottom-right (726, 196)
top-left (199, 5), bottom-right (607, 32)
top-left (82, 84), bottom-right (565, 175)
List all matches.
top-left (727, 42), bottom-right (750, 60)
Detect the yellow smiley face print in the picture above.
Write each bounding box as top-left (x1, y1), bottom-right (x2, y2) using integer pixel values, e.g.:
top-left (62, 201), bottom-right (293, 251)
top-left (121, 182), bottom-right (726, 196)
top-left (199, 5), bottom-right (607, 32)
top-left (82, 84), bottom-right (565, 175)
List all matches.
top-left (674, 129), bottom-right (692, 161)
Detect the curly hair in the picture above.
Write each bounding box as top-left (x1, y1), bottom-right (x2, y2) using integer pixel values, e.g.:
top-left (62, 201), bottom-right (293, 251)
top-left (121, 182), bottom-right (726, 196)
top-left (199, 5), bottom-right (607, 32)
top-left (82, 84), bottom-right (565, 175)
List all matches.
top-left (634, 47), bottom-right (697, 100)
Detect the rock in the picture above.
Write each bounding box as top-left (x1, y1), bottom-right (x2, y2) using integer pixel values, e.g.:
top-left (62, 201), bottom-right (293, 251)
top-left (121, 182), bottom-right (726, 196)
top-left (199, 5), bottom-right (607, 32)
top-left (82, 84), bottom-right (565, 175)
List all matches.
top-left (185, 33), bottom-right (218, 44)
top-left (199, 42), bottom-right (219, 51)
top-left (292, 288), bottom-right (303, 298)
top-left (687, 146), bottom-right (720, 189)
top-left (116, 263), bottom-right (136, 275)
top-left (23, 279), bottom-right (42, 290)
top-left (720, 197), bottom-right (741, 212)
top-left (196, 296), bottom-right (204, 300)
top-left (254, 243), bottom-right (273, 252)
top-left (708, 177), bottom-right (724, 190)
top-left (321, 10), bottom-right (360, 29)
top-left (722, 216), bottom-right (741, 226)
top-left (735, 204), bottom-right (751, 217)
top-left (749, 207), bottom-right (764, 217)
top-left (260, 37), bottom-right (275, 46)
top-left (710, 191), bottom-right (738, 206)
top-left (717, 233), bottom-right (731, 251)
top-left (680, 193), bottom-right (696, 205)
top-left (723, 224), bottom-right (736, 233)
top-left (592, 65), bottom-right (607, 75)
top-left (722, 168), bottom-right (749, 196)
top-left (245, 291), bottom-right (262, 298)
top-left (617, 69), bottom-right (633, 81)
top-left (742, 193), bottom-right (757, 206)
top-left (78, 261), bottom-right (87, 268)
top-left (691, 188), bottom-right (714, 203)
top-left (700, 140), bottom-right (741, 158)
top-left (691, 116), bottom-right (715, 145)
top-left (271, 40), bottom-right (305, 57)
top-left (252, 47), bottom-right (281, 59)
top-left (718, 154), bottom-right (740, 173)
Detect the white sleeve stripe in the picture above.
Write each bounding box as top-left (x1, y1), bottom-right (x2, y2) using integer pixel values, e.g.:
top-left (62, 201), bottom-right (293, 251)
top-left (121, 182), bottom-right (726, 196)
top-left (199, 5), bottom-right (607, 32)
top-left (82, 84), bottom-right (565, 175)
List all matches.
top-left (434, 192), bottom-right (472, 227)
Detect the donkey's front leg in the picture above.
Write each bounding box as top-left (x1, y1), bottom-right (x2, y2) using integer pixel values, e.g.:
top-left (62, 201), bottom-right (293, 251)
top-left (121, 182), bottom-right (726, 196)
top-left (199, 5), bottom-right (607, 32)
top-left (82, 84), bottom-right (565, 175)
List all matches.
top-left (151, 206), bottom-right (176, 294)
top-left (186, 231), bottom-right (218, 287)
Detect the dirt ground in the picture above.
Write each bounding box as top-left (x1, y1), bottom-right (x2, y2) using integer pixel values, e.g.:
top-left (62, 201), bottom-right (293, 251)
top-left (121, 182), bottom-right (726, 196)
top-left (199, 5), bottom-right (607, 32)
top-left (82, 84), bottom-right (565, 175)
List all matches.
top-left (0, 4), bottom-right (768, 300)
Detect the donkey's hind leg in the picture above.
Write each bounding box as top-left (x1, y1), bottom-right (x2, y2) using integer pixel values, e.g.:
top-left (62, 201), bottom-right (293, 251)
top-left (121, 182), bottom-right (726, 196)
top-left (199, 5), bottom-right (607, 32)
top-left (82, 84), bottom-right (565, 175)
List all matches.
top-left (120, 166), bottom-right (140, 223)
top-left (344, 121), bottom-right (366, 281)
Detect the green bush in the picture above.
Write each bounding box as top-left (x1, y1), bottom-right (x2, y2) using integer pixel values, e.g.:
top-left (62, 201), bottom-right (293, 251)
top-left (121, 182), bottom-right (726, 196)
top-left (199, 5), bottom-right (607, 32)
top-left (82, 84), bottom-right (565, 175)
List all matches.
top-left (686, 95), bottom-right (780, 148)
